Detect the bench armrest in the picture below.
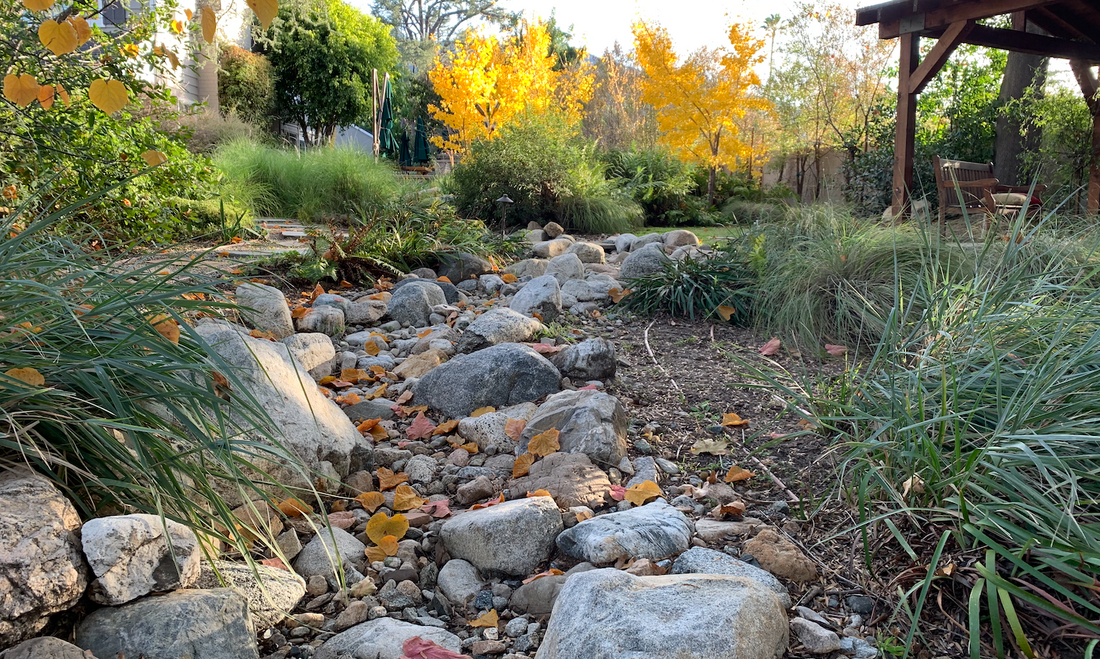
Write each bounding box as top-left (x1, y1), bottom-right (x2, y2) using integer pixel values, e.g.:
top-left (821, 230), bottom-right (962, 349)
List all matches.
top-left (945, 178), bottom-right (999, 189)
top-left (995, 184), bottom-right (1047, 194)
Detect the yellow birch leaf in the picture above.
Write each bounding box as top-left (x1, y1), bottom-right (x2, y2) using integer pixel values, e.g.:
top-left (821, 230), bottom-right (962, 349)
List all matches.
top-left (720, 413), bottom-right (749, 427)
top-left (500, 273), bottom-right (518, 283)
top-left (512, 452), bottom-right (535, 478)
top-left (169, 18), bottom-right (184, 33)
top-left (88, 79), bottom-right (128, 114)
top-left (365, 512), bottom-right (408, 544)
top-left (37, 84), bottom-right (54, 110)
top-left (716, 305), bottom-right (737, 321)
top-left (504, 418), bottom-right (526, 441)
top-left (148, 314), bottom-right (180, 344)
top-left (4, 74), bottom-right (40, 107)
top-left (528, 428), bottom-right (560, 457)
top-left (68, 16), bottom-right (91, 45)
top-left (21, 0), bottom-right (54, 11)
top-left (141, 150), bottom-right (167, 167)
top-left (392, 484), bottom-right (426, 511)
top-left (363, 341), bottom-right (380, 356)
top-left (5, 367), bottom-right (44, 387)
top-left (356, 491), bottom-right (385, 513)
top-left (364, 545), bottom-right (388, 563)
top-left (526, 489), bottom-right (551, 498)
top-left (39, 19), bottom-right (78, 56)
top-left (185, 8), bottom-right (193, 20)
top-left (247, 0), bottom-right (278, 30)
top-left (201, 5), bottom-right (216, 43)
top-left (469, 609), bottom-right (498, 628)
top-left (433, 419), bottom-right (459, 436)
top-left (377, 534), bottom-right (399, 556)
top-left (624, 480), bottom-right (662, 506)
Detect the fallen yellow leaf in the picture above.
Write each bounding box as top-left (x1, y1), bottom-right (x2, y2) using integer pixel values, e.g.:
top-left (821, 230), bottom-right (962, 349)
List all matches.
top-left (624, 480), bottom-right (662, 506)
top-left (4, 367), bottom-right (44, 387)
top-left (528, 428), bottom-right (560, 457)
top-left (469, 609), bottom-right (498, 628)
top-left (512, 453), bottom-right (535, 478)
top-left (365, 512), bottom-right (408, 544)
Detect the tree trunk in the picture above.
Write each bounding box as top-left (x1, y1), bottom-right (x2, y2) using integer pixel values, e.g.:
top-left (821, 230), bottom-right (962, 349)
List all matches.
top-left (707, 167), bottom-right (717, 206)
top-left (993, 16), bottom-right (1049, 186)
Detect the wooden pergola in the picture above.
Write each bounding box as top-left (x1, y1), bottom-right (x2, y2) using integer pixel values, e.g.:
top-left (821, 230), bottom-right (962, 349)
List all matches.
top-left (855, 0), bottom-right (1100, 216)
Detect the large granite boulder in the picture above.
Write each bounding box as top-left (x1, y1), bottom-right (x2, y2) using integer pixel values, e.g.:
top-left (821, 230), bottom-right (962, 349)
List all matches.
top-left (441, 496), bottom-right (563, 576)
top-left (387, 280), bottom-right (446, 327)
top-left (236, 283), bottom-right (294, 339)
top-left (194, 560), bottom-right (306, 630)
top-left (456, 308), bottom-right (542, 354)
top-left (518, 390), bottom-right (628, 466)
top-left (555, 500), bottom-right (693, 564)
top-left (619, 242), bottom-right (669, 280)
top-left (81, 514), bottom-right (201, 605)
top-left (509, 275), bottom-right (563, 321)
top-left (414, 344), bottom-right (560, 418)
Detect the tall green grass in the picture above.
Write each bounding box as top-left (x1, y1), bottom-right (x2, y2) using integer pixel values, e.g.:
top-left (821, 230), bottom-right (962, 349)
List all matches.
top-left (749, 209), bottom-right (1100, 655)
top-left (214, 139), bottom-right (401, 220)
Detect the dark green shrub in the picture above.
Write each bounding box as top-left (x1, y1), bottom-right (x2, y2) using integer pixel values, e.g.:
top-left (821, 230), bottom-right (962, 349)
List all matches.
top-left (622, 251), bottom-right (759, 321)
top-left (604, 148), bottom-right (696, 225)
top-left (218, 45), bottom-right (276, 127)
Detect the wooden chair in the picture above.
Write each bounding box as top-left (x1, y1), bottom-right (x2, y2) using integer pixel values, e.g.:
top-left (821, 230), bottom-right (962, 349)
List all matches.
top-left (932, 156), bottom-right (1046, 232)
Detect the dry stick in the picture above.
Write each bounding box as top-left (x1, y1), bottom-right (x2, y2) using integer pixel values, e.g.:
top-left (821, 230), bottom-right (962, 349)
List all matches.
top-left (737, 428), bottom-right (799, 503)
top-left (644, 319), bottom-right (683, 398)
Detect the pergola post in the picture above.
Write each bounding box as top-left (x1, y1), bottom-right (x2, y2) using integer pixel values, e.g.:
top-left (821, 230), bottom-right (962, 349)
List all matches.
top-left (1071, 61), bottom-right (1100, 213)
top-left (892, 33), bottom-right (919, 218)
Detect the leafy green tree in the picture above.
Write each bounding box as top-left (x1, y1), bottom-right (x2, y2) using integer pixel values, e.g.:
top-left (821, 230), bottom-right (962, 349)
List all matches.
top-left (256, 0), bottom-right (398, 144)
top-left (218, 45), bottom-right (276, 126)
top-left (370, 0), bottom-right (518, 44)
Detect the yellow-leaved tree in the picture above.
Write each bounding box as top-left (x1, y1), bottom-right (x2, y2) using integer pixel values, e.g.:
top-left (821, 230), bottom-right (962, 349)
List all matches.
top-left (632, 21), bottom-right (770, 203)
top-left (428, 19), bottom-right (593, 153)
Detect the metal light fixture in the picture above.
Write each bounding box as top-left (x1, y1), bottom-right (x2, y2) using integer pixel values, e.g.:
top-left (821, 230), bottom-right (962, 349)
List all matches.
top-left (495, 194), bottom-right (514, 236)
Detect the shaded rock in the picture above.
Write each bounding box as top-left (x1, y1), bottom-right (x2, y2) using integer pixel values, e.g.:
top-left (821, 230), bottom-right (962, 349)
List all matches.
top-left (81, 514), bottom-right (200, 605)
top-left (346, 297), bottom-right (387, 324)
top-left (315, 618), bottom-right (461, 659)
top-left (549, 338), bottom-right (616, 381)
top-left (614, 234), bottom-right (638, 253)
top-left (629, 233), bottom-right (664, 251)
top-left (297, 305), bottom-right (345, 336)
top-left (544, 222), bottom-right (564, 238)
top-left (313, 293), bottom-right (350, 314)
top-left (0, 637), bottom-right (94, 659)
top-left (441, 497), bottom-right (563, 576)
top-left (509, 275), bottom-right (563, 321)
top-left (503, 259), bottom-right (549, 279)
top-left (565, 242), bottom-right (605, 264)
top-left (292, 527), bottom-right (366, 584)
top-left (694, 518), bottom-right (766, 543)
top-left (663, 229), bottom-right (701, 248)
top-left (671, 547), bottom-right (790, 608)
top-left (536, 569), bottom-right (788, 659)
top-left (437, 252), bottom-right (492, 282)
top-left (518, 390), bottom-right (628, 466)
top-left (619, 242), bottom-right (670, 280)
top-left (76, 589), bottom-right (258, 659)
top-left (547, 253), bottom-right (585, 283)
top-left (194, 560), bottom-right (306, 630)
top-left (456, 475), bottom-right (496, 505)
top-left (388, 280), bottom-right (447, 327)
top-left (378, 579), bottom-right (422, 610)
top-left (437, 558), bottom-right (485, 605)
top-left (410, 326), bottom-right (460, 354)
top-left (0, 469), bottom-right (88, 646)
top-left (556, 500), bottom-right (693, 564)
top-left (456, 308), bottom-right (542, 354)
top-left (236, 283), bottom-right (294, 339)
top-left (343, 399), bottom-right (397, 422)
top-left (457, 403), bottom-right (539, 453)
top-left (790, 618), bottom-right (842, 654)
top-left (414, 344), bottom-right (560, 418)
top-left (625, 456), bottom-right (659, 488)
top-left (743, 528), bottom-right (818, 582)
top-left (392, 277), bottom-right (459, 305)
top-left (195, 326), bottom-right (371, 493)
top-left (510, 563), bottom-right (596, 616)
top-left (393, 348), bottom-right (448, 380)
top-left (532, 239), bottom-right (572, 259)
top-left (410, 267), bottom-right (437, 279)
top-left (509, 452), bottom-right (611, 509)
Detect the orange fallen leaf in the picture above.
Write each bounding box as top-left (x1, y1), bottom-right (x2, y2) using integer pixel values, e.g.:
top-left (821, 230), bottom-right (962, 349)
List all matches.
top-left (724, 465), bottom-right (755, 483)
top-left (291, 307), bottom-right (308, 319)
top-left (357, 418), bottom-right (382, 434)
top-left (470, 492), bottom-right (505, 510)
top-left (377, 467), bottom-right (408, 490)
top-left (469, 609), bottom-right (498, 628)
top-left (393, 484), bottom-right (427, 511)
top-left (363, 341), bottom-right (380, 356)
top-left (365, 512), bottom-right (409, 543)
top-left (148, 314), bottom-right (180, 344)
top-left (436, 276), bottom-right (452, 283)
top-left (417, 328), bottom-right (433, 338)
top-left (624, 480), bottom-right (662, 506)
top-left (356, 491), bottom-right (385, 512)
top-left (339, 280), bottom-right (353, 288)
top-left (504, 418), bottom-right (527, 441)
top-left (433, 419), bottom-right (460, 436)
top-left (720, 413), bottom-right (749, 427)
top-left (365, 383), bottom-right (388, 400)
top-left (512, 453), bottom-right (535, 478)
top-left (528, 428), bottom-right (560, 457)
top-left (501, 273), bottom-right (518, 283)
top-left (714, 501), bottom-right (746, 518)
top-left (531, 311), bottom-right (543, 322)
top-left (716, 305), bottom-right (737, 321)
top-left (526, 489), bottom-right (552, 498)
top-left (310, 283), bottom-right (324, 301)
top-left (608, 287), bottom-right (632, 303)
top-left (470, 406), bottom-right (495, 417)
top-left (277, 498), bottom-right (314, 517)
top-left (250, 329), bottom-right (276, 340)
top-left (4, 367), bottom-right (44, 387)
top-left (370, 424), bottom-right (389, 441)
top-left (522, 569), bottom-right (564, 584)
top-left (230, 235), bottom-right (243, 244)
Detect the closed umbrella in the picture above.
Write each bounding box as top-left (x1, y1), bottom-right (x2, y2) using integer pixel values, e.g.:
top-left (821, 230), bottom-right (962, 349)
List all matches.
top-left (377, 79), bottom-right (399, 157)
top-left (413, 117), bottom-right (430, 164)
top-left (398, 129), bottom-right (412, 168)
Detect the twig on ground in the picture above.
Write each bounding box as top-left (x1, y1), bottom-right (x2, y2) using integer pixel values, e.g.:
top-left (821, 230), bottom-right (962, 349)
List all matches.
top-left (744, 451), bottom-right (800, 503)
top-left (644, 319), bottom-right (683, 398)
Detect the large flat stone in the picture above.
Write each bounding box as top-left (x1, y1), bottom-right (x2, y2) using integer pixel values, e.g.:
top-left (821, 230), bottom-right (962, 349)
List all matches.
top-left (555, 500), bottom-right (693, 564)
top-left (441, 497), bottom-right (563, 576)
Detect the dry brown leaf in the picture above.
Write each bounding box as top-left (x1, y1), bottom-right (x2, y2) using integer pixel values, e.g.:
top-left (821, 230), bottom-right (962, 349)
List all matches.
top-left (504, 418), bottom-right (527, 441)
top-left (310, 283), bottom-right (324, 301)
top-left (470, 406), bottom-right (495, 417)
top-left (690, 438), bottom-right (729, 455)
top-left (365, 512), bottom-right (408, 544)
top-left (4, 367), bottom-right (44, 387)
top-left (608, 287), bottom-right (632, 303)
top-left (528, 428), bottom-right (560, 457)
top-left (759, 336), bottom-right (781, 356)
top-left (624, 480), bottom-right (662, 506)
top-left (716, 305), bottom-right (737, 321)
top-left (575, 508), bottom-right (594, 522)
top-left (394, 390), bottom-right (413, 405)
top-left (356, 491), bottom-right (385, 513)
top-left (356, 418), bottom-right (381, 433)
top-left (470, 492), bottom-right (504, 510)
top-left (276, 498), bottom-right (313, 517)
top-left (512, 453), bottom-right (535, 478)
top-left (369, 425), bottom-right (389, 441)
top-left (365, 383), bottom-right (388, 400)
top-left (500, 273), bottom-right (518, 283)
top-left (433, 419), bottom-right (460, 436)
top-left (377, 467), bottom-right (408, 490)
top-left (363, 341), bottom-right (380, 356)
top-left (825, 343), bottom-right (848, 357)
top-left (724, 465), bottom-right (755, 483)
top-left (393, 484), bottom-right (426, 511)
top-left (469, 609), bottom-right (498, 628)
top-left (720, 413), bottom-right (749, 427)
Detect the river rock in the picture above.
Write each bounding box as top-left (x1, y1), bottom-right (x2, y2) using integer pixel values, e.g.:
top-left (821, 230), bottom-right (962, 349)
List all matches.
top-left (0, 637), bottom-right (92, 659)
top-left (532, 239), bottom-right (572, 259)
top-left (663, 229), bottom-right (701, 248)
top-left (343, 399), bottom-right (397, 422)
top-left (619, 242), bottom-right (670, 280)
top-left (549, 338), bottom-right (616, 381)
top-left (543, 222), bottom-right (564, 238)
top-left (535, 569), bottom-right (788, 659)
top-left (195, 325), bottom-right (371, 495)
top-left (0, 469), bottom-right (88, 646)
top-left (503, 259), bottom-right (548, 279)
top-left (441, 496), bottom-right (563, 576)
top-left (671, 547), bottom-right (790, 608)
top-left (414, 344), bottom-right (560, 418)
top-left (281, 332), bottom-right (335, 374)
top-left (518, 390), bottom-right (628, 466)
top-left (547, 253), bottom-right (585, 282)
top-left (437, 252), bottom-right (492, 282)
top-left (194, 560), bottom-right (306, 630)
top-left (457, 402), bottom-right (539, 452)
top-left (510, 563), bottom-right (597, 616)
top-left (392, 277), bottom-right (459, 305)
top-left (393, 348), bottom-right (448, 379)
top-left (456, 308), bottom-right (542, 353)
top-left (76, 589), bottom-right (258, 659)
top-left (509, 275), bottom-right (563, 321)
top-left (81, 514), bottom-right (200, 605)
top-left (388, 280), bottom-right (446, 327)
top-left (556, 500), bottom-right (693, 564)
top-left (436, 558), bottom-right (486, 605)
top-left (565, 242), bottom-right (606, 264)
top-left (743, 528), bottom-right (818, 582)
top-left (346, 297), bottom-right (387, 324)
top-left (315, 618), bottom-right (461, 659)
top-left (614, 234), bottom-right (638, 253)
top-left (292, 527), bottom-right (366, 584)
top-left (297, 305), bottom-right (345, 336)
top-left (790, 618), bottom-right (842, 654)
top-left (236, 283), bottom-right (294, 339)
top-left (509, 452), bottom-right (611, 509)
top-left (629, 233), bottom-right (664, 251)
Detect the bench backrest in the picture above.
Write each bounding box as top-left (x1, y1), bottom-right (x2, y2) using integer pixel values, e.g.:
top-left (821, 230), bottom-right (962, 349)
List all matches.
top-left (933, 156), bottom-right (994, 209)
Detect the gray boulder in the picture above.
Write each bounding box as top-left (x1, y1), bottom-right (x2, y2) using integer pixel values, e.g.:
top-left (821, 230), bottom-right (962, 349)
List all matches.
top-left (509, 275), bottom-right (563, 321)
top-left (297, 305), bottom-right (345, 336)
top-left (81, 514), bottom-right (200, 605)
top-left (457, 402), bottom-right (540, 453)
top-left (664, 229), bottom-right (701, 248)
top-left (456, 308), bottom-right (542, 353)
top-left (509, 452), bottom-right (611, 510)
top-left (0, 469), bottom-right (88, 646)
top-left (281, 333), bottom-right (335, 373)
top-left (671, 547), bottom-right (790, 609)
top-left (544, 222), bottom-right (564, 238)
top-left (312, 293), bottom-right (350, 314)
top-left (441, 496), bottom-right (563, 576)
top-left (0, 637), bottom-right (93, 659)
top-left (549, 338), bottom-right (616, 381)
top-left (518, 390), bottom-right (628, 466)
top-left (614, 233), bottom-right (638, 253)
top-left (392, 277), bottom-right (459, 304)
top-left (556, 500), bottom-right (693, 564)
top-left (414, 343), bottom-right (560, 418)
top-left (195, 326), bottom-right (371, 495)
top-left (387, 280), bottom-right (446, 328)
top-left (510, 562), bottom-right (597, 616)
top-left (315, 618), bottom-right (461, 659)
top-left (503, 259), bottom-right (549, 279)
top-left (346, 297), bottom-right (387, 324)
top-left (293, 527), bottom-right (366, 585)
top-left (566, 242), bottom-right (606, 264)
top-left (76, 589), bottom-right (259, 659)
top-left (532, 239), bottom-right (572, 259)
top-left (436, 558), bottom-right (485, 605)
top-left (629, 233), bottom-right (665, 251)
top-left (437, 252), bottom-right (492, 282)
top-left (194, 560), bottom-right (306, 630)
top-left (547, 253), bottom-right (585, 282)
top-left (343, 399), bottom-right (397, 422)
top-left (479, 274), bottom-right (505, 294)
top-left (235, 283), bottom-right (294, 339)
top-left (535, 569), bottom-right (788, 659)
top-left (619, 242), bottom-right (670, 280)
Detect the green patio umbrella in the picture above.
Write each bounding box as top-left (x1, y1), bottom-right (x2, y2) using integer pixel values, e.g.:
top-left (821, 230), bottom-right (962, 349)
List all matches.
top-left (377, 79), bottom-right (399, 157)
top-left (413, 117), bottom-right (431, 164)
top-left (398, 129), bottom-right (412, 168)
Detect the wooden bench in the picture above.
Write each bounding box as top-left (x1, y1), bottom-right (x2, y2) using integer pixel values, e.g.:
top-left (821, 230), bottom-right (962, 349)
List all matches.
top-left (932, 156), bottom-right (1045, 231)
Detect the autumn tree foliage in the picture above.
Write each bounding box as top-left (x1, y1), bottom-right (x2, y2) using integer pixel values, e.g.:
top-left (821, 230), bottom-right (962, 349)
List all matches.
top-left (632, 20), bottom-right (770, 203)
top-left (427, 20), bottom-right (594, 153)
